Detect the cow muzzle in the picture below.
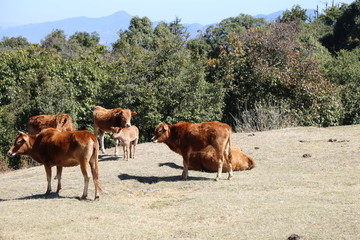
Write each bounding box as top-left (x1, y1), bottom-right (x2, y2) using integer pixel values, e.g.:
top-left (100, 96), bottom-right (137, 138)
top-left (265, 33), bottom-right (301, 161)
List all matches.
top-left (151, 137), bottom-right (158, 143)
top-left (7, 151), bottom-right (16, 157)
top-left (125, 123), bottom-right (131, 128)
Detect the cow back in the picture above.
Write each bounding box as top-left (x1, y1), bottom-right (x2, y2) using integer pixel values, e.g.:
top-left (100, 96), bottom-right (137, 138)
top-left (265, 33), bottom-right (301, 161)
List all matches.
top-left (28, 114), bottom-right (74, 134)
top-left (34, 128), bottom-right (98, 167)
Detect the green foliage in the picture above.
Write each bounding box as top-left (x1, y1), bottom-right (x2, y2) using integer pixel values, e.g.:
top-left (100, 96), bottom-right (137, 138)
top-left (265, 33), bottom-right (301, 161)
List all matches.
top-left (201, 14), bottom-right (266, 58)
top-left (322, 1), bottom-right (360, 52)
top-left (324, 47), bottom-right (360, 124)
top-left (277, 5), bottom-right (308, 23)
top-left (209, 22), bottom-right (343, 127)
top-left (0, 36), bottom-right (31, 49)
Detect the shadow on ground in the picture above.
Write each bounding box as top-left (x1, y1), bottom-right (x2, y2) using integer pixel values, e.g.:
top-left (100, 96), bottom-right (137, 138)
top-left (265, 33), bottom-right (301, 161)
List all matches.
top-left (1, 192), bottom-right (84, 201)
top-left (99, 154), bottom-right (121, 162)
top-left (118, 173), bottom-right (212, 184)
top-left (158, 162), bottom-right (183, 170)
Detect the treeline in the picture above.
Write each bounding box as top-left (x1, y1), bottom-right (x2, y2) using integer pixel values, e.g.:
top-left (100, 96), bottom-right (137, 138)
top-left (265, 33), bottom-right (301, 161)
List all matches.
top-left (1, 2), bottom-right (359, 170)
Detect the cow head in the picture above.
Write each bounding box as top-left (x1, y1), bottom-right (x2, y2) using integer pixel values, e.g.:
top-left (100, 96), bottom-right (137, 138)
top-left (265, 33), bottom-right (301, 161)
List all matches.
top-left (110, 127), bottom-right (122, 139)
top-left (114, 109), bottom-right (137, 128)
top-left (151, 123), bottom-right (169, 143)
top-left (7, 131), bottom-right (31, 157)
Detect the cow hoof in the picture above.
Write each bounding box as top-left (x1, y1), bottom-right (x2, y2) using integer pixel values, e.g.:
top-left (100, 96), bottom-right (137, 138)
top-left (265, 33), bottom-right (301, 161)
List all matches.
top-left (215, 177), bottom-right (220, 181)
top-left (45, 190), bottom-right (51, 195)
top-left (94, 196), bottom-right (100, 201)
top-left (80, 195), bottom-right (87, 200)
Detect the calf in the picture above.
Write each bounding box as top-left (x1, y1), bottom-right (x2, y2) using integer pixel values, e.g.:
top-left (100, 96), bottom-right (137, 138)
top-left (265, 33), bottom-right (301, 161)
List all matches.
top-left (93, 106), bottom-right (137, 154)
top-left (7, 129), bottom-right (101, 200)
top-left (110, 126), bottom-right (139, 160)
top-left (188, 146), bottom-right (256, 172)
top-left (27, 114), bottom-right (75, 134)
top-left (151, 121), bottom-right (232, 180)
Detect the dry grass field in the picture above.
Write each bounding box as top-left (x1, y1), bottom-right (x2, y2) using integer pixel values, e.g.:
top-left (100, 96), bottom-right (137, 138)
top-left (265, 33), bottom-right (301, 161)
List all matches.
top-left (0, 125), bottom-right (359, 240)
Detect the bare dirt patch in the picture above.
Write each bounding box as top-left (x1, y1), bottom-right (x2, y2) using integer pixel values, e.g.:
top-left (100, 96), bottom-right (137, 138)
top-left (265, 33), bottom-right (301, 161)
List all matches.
top-left (0, 125), bottom-right (359, 239)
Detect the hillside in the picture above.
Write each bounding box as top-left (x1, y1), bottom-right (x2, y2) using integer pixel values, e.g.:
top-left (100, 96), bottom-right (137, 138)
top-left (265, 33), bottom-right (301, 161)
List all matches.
top-left (0, 125), bottom-right (359, 239)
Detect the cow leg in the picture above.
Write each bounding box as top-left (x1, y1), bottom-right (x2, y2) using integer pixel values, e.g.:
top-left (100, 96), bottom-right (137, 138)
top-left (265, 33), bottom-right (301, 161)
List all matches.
top-left (216, 160), bottom-right (223, 181)
top-left (99, 131), bottom-right (106, 154)
top-left (114, 139), bottom-right (119, 156)
top-left (89, 159), bottom-right (100, 200)
top-left (80, 162), bottom-right (90, 200)
top-left (132, 139), bottom-right (138, 158)
top-left (44, 164), bottom-right (52, 194)
top-left (181, 153), bottom-right (190, 180)
top-left (56, 166), bottom-right (63, 193)
top-left (226, 151), bottom-right (233, 180)
top-left (124, 142), bottom-right (130, 161)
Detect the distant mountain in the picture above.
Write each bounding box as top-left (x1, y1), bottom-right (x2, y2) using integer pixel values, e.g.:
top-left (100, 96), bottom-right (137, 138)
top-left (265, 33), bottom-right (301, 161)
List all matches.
top-left (1, 10), bottom-right (315, 47)
top-left (0, 11), bottom-right (133, 46)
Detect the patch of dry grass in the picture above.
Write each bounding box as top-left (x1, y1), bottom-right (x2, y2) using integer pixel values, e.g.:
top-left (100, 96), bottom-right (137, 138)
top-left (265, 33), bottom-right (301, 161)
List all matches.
top-left (0, 125), bottom-right (359, 239)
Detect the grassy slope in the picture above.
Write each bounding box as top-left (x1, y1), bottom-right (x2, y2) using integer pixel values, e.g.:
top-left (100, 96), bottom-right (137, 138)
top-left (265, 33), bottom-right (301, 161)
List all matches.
top-left (0, 125), bottom-right (359, 240)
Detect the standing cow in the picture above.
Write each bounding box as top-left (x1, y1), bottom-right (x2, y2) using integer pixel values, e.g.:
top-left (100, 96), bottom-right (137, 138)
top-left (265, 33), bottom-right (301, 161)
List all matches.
top-left (151, 121), bottom-right (233, 181)
top-left (27, 114), bottom-right (75, 134)
top-left (7, 129), bottom-right (101, 200)
top-left (93, 106), bottom-right (137, 154)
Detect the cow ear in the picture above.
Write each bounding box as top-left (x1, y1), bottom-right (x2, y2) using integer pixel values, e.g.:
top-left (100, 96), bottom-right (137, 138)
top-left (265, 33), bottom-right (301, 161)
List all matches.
top-left (131, 111), bottom-right (137, 116)
top-left (114, 111), bottom-right (122, 117)
top-left (163, 124), bottom-right (168, 131)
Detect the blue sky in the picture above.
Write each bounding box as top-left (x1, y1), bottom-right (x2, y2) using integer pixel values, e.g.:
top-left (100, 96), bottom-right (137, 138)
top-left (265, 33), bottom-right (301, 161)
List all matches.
top-left (0, 0), bottom-right (355, 27)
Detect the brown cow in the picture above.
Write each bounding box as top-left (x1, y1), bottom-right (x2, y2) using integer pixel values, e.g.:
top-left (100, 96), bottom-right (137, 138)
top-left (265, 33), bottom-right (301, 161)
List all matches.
top-left (188, 146), bottom-right (256, 172)
top-left (7, 128), bottom-right (101, 200)
top-left (151, 121), bottom-right (233, 181)
top-left (27, 114), bottom-right (75, 134)
top-left (110, 126), bottom-right (139, 160)
top-left (93, 106), bottom-right (137, 154)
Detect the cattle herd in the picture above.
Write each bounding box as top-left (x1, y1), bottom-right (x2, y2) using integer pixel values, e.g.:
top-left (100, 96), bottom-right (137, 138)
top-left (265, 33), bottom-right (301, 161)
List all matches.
top-left (7, 106), bottom-right (256, 200)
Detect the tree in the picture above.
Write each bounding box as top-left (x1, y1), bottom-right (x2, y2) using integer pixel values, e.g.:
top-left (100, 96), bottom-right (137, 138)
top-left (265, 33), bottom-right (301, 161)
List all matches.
top-left (209, 22), bottom-right (343, 127)
top-left (277, 5), bottom-right (308, 23)
top-left (318, 4), bottom-right (347, 26)
top-left (201, 14), bottom-right (266, 58)
top-left (332, 0), bottom-right (360, 51)
top-left (69, 32), bottom-right (100, 48)
top-left (324, 47), bottom-right (360, 124)
top-left (41, 29), bottom-right (67, 52)
top-left (0, 36), bottom-right (31, 49)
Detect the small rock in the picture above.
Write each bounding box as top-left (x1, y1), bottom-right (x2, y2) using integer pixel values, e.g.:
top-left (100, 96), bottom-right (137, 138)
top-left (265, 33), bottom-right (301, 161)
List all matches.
top-left (302, 154), bottom-right (311, 158)
top-left (254, 147), bottom-right (260, 150)
top-left (328, 138), bottom-right (337, 142)
top-left (248, 133), bottom-right (255, 136)
top-left (287, 234), bottom-right (301, 240)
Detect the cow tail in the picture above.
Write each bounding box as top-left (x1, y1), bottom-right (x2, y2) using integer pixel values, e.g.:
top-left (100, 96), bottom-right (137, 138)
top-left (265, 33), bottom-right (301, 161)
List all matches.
top-left (227, 129), bottom-right (232, 164)
top-left (92, 138), bottom-right (102, 192)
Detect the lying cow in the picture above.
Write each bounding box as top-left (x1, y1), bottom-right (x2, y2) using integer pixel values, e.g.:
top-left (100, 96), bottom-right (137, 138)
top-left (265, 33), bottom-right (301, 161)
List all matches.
top-left (7, 128), bottom-right (101, 200)
top-left (188, 146), bottom-right (256, 172)
top-left (151, 121), bottom-right (233, 181)
top-left (93, 106), bottom-right (137, 154)
top-left (27, 114), bottom-right (75, 134)
top-left (110, 126), bottom-right (139, 160)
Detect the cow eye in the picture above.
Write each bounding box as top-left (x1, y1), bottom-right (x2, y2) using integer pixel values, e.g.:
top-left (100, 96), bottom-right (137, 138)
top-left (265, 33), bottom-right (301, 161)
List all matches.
top-left (157, 130), bottom-right (163, 134)
top-left (16, 140), bottom-right (23, 145)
